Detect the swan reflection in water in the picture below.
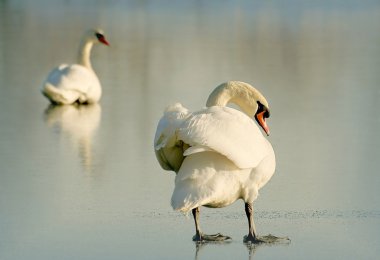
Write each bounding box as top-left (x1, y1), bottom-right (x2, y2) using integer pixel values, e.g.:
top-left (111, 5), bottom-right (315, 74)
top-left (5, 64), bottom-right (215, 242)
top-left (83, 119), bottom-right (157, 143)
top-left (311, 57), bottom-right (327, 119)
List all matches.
top-left (194, 238), bottom-right (290, 260)
top-left (44, 104), bottom-right (101, 173)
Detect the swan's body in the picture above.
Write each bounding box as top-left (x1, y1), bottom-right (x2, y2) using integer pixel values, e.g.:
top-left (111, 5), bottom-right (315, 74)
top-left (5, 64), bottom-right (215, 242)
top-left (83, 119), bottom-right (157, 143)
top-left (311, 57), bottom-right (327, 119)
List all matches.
top-left (166, 105), bottom-right (275, 212)
top-left (154, 81), bottom-right (283, 243)
top-left (41, 29), bottom-right (109, 105)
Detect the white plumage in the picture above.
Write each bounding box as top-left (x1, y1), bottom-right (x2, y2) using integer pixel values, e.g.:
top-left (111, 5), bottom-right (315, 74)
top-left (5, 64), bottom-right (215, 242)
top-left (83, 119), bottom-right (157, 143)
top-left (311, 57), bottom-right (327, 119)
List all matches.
top-left (154, 81), bottom-right (279, 243)
top-left (41, 29), bottom-right (109, 105)
top-left (178, 106), bottom-right (271, 169)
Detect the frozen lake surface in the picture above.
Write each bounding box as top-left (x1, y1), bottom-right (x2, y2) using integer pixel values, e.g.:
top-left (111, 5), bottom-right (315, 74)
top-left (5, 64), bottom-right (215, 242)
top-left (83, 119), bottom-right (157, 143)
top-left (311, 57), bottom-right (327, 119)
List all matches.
top-left (1, 1), bottom-right (380, 259)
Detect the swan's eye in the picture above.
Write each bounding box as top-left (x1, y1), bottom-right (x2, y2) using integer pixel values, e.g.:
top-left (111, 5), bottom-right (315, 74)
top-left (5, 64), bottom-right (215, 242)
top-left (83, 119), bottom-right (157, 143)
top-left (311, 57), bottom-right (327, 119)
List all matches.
top-left (264, 110), bottom-right (270, 118)
top-left (95, 33), bottom-right (104, 40)
top-left (257, 101), bottom-right (270, 118)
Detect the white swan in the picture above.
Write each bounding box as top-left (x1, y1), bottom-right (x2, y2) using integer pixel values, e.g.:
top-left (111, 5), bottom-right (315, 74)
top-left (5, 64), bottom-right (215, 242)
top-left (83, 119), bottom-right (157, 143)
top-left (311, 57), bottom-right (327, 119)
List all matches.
top-left (154, 81), bottom-right (284, 243)
top-left (41, 29), bottom-right (109, 105)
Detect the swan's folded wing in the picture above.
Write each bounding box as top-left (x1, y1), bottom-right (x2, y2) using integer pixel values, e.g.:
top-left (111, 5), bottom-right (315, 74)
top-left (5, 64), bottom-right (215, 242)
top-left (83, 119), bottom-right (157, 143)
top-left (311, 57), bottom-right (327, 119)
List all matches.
top-left (154, 103), bottom-right (190, 173)
top-left (42, 83), bottom-right (82, 104)
top-left (178, 106), bottom-right (270, 169)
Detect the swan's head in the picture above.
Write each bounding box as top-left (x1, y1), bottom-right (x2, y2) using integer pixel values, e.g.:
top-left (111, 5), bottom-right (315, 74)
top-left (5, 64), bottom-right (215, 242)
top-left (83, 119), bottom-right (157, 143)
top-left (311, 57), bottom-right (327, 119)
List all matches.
top-left (85, 29), bottom-right (110, 46)
top-left (207, 81), bottom-right (271, 136)
top-left (236, 82), bottom-right (270, 136)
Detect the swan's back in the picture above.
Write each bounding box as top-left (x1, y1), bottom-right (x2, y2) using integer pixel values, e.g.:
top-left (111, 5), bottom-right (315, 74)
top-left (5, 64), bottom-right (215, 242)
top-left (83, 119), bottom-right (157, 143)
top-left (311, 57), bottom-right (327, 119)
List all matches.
top-left (178, 106), bottom-right (271, 169)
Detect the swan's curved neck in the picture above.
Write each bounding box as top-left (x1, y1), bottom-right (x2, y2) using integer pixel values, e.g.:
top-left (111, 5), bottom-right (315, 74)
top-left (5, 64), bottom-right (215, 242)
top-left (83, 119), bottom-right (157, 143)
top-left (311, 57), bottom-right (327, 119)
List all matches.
top-left (206, 81), bottom-right (268, 117)
top-left (77, 39), bottom-right (94, 70)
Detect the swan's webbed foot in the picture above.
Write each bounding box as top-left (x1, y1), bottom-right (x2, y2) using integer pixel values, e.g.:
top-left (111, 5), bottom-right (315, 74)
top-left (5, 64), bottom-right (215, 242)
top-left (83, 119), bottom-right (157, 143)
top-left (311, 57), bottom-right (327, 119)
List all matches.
top-left (193, 232), bottom-right (232, 243)
top-left (191, 207), bottom-right (232, 243)
top-left (244, 234), bottom-right (290, 244)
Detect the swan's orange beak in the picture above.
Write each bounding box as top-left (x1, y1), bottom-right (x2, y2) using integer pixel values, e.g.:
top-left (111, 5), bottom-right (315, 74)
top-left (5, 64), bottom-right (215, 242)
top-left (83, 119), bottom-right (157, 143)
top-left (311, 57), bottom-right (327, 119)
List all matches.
top-left (99, 37), bottom-right (110, 46)
top-left (256, 111), bottom-right (270, 136)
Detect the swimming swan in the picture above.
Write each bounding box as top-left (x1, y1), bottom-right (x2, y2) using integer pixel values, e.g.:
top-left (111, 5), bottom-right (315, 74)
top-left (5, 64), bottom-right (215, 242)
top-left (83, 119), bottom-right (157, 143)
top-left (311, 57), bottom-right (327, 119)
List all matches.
top-left (154, 81), bottom-right (286, 243)
top-left (41, 29), bottom-right (109, 105)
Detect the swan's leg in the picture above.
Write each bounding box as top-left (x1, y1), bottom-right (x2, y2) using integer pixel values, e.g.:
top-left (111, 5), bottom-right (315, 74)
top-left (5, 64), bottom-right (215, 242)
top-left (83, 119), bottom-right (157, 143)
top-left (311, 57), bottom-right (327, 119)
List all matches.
top-left (244, 202), bottom-right (291, 244)
top-left (244, 202), bottom-right (260, 243)
top-left (192, 207), bottom-right (202, 241)
top-left (191, 207), bottom-right (231, 242)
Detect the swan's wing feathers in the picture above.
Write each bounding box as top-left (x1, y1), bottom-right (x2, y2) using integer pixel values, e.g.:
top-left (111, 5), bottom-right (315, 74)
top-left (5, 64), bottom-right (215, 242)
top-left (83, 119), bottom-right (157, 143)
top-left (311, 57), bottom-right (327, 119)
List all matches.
top-left (155, 141), bottom-right (186, 172)
top-left (42, 83), bottom-right (81, 104)
top-left (154, 103), bottom-right (190, 173)
top-left (183, 145), bottom-right (213, 156)
top-left (178, 106), bottom-right (270, 169)
top-left (46, 64), bottom-right (94, 93)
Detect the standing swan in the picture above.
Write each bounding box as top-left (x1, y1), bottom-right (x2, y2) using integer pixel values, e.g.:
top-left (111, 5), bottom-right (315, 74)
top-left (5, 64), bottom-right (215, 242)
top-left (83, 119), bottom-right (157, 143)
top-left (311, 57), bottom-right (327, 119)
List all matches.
top-left (154, 81), bottom-right (286, 243)
top-left (41, 29), bottom-right (109, 105)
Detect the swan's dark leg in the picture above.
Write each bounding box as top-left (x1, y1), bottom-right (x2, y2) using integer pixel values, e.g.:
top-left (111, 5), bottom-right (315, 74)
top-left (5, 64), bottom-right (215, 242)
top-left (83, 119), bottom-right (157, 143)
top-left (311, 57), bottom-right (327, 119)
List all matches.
top-left (244, 202), bottom-right (259, 243)
top-left (244, 202), bottom-right (291, 244)
top-left (192, 207), bottom-right (202, 241)
top-left (191, 207), bottom-right (231, 242)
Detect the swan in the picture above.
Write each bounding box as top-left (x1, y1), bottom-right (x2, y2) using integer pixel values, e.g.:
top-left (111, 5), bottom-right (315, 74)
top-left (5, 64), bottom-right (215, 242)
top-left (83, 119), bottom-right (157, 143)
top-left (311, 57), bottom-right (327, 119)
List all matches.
top-left (154, 81), bottom-right (286, 243)
top-left (41, 29), bottom-right (109, 105)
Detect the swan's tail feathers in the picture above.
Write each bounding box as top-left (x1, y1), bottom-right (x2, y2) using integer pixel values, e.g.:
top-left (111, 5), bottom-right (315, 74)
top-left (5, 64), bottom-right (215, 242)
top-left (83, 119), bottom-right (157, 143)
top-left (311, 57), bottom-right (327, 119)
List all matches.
top-left (171, 195), bottom-right (200, 214)
top-left (171, 181), bottom-right (212, 213)
top-left (42, 83), bottom-right (80, 105)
